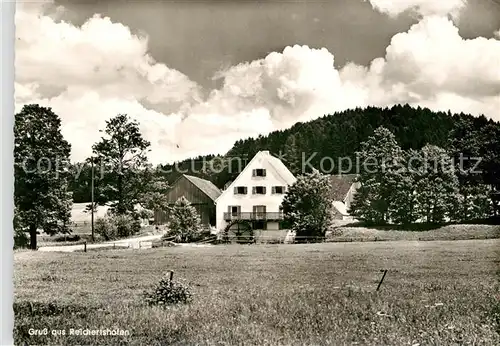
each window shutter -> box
[252,169,256,177]
[244,187,248,194]
[234,187,238,194]
[262,169,266,176]
[252,205,257,213]
[252,187,256,194]
[271,186,276,194]
[263,186,267,194]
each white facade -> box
[215,151,297,239]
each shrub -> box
[52,234,81,242]
[165,197,204,243]
[143,274,193,307]
[14,230,29,249]
[95,217,117,241]
[95,213,141,241]
[114,214,141,238]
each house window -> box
[272,186,285,194]
[252,168,266,177]
[253,205,266,219]
[229,206,241,216]
[252,186,266,194]
[234,186,247,195]
[252,220,267,230]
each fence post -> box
[83,241,87,252]
[377,269,388,291]
[169,270,174,286]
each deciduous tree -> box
[92,114,150,215]
[414,145,460,223]
[281,169,333,242]
[349,127,404,225]
[14,104,72,249]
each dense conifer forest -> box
[70,104,500,216]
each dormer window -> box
[272,186,285,194]
[252,186,266,194]
[234,186,248,195]
[252,169,266,177]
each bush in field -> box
[165,197,204,243]
[143,274,193,306]
[52,234,81,242]
[95,217,116,240]
[114,214,141,238]
[14,229,29,249]
[95,214,141,241]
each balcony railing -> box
[223,212,284,221]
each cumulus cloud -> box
[200,45,347,128]
[340,16,500,115]
[15,2,205,163]
[15,1,500,165]
[366,0,467,18]
[15,4,202,115]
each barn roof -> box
[329,174,358,201]
[183,174,222,202]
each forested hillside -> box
[71,104,500,206]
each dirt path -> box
[37,234,163,252]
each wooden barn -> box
[154,174,222,228]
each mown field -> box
[14,240,500,345]
[328,224,500,242]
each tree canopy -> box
[14,104,73,249]
[91,114,151,215]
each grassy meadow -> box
[328,224,500,242]
[14,240,500,345]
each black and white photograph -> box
[10,0,500,344]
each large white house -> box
[215,150,296,242]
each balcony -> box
[223,212,284,221]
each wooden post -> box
[169,270,174,286]
[84,241,87,252]
[377,269,388,291]
[91,158,95,242]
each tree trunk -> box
[29,224,37,250]
[117,170,124,214]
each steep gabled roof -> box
[183,174,222,202]
[332,201,348,216]
[267,151,297,185]
[215,150,296,203]
[329,174,358,201]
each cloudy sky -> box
[15,0,500,164]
